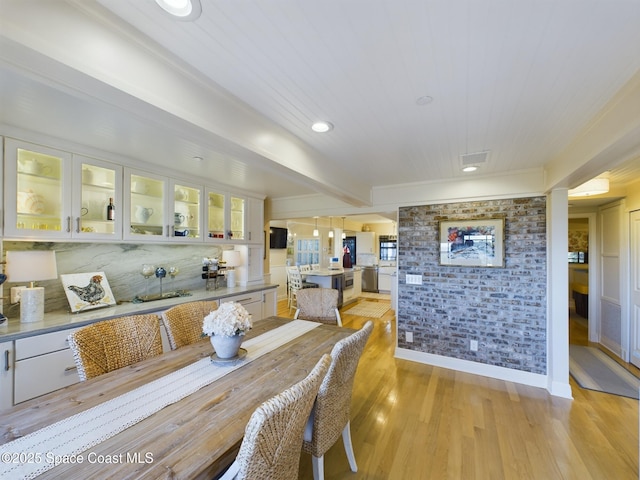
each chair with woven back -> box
[67,313,163,381]
[161,300,218,350]
[302,320,374,480]
[219,354,332,480]
[294,288,342,326]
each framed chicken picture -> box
[61,272,116,313]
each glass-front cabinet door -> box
[73,156,122,239]
[172,181,202,240]
[124,169,167,241]
[206,189,226,240]
[229,195,245,241]
[205,190,246,242]
[4,138,72,239]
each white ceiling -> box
[1,0,640,215]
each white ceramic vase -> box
[210,334,243,359]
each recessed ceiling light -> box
[155,0,202,20]
[311,121,333,133]
[193,156,203,162]
[416,96,434,106]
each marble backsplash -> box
[1,241,231,316]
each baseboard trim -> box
[394,347,569,397]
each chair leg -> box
[342,421,358,472]
[312,455,324,480]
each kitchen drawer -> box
[221,292,263,306]
[15,328,79,360]
[14,348,80,403]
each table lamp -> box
[6,250,58,323]
[222,250,241,288]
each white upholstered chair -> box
[294,288,342,326]
[302,321,374,480]
[219,354,332,480]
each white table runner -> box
[0,320,320,479]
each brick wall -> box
[397,197,547,374]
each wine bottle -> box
[107,197,115,221]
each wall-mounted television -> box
[270,227,288,249]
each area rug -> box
[345,300,391,318]
[569,345,640,399]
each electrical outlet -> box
[470,339,478,352]
[11,286,26,304]
[405,331,413,343]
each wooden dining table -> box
[0,317,353,479]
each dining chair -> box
[161,300,218,350]
[220,354,332,480]
[302,320,374,480]
[287,266,304,311]
[299,264,312,273]
[68,313,163,381]
[294,288,342,326]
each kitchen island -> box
[303,267,360,307]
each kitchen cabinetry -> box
[4,138,72,239]
[4,141,123,240]
[14,328,80,404]
[73,155,122,240]
[207,193,262,244]
[263,289,277,318]
[124,169,204,242]
[246,197,264,244]
[4,136,264,249]
[124,169,167,240]
[246,245,264,285]
[356,232,376,254]
[0,341,14,411]
[171,180,203,240]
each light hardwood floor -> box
[278,298,639,479]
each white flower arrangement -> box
[202,301,253,337]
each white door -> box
[630,210,640,368]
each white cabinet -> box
[262,289,277,318]
[124,169,168,241]
[0,341,14,411]
[14,329,80,404]
[171,180,203,241]
[244,245,264,285]
[205,190,247,242]
[4,140,124,241]
[356,232,376,254]
[73,155,123,240]
[4,138,72,239]
[246,197,264,244]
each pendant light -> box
[313,217,319,237]
[328,217,334,238]
[341,217,346,239]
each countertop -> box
[304,268,349,276]
[0,283,278,342]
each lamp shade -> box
[6,251,58,284]
[222,250,241,268]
